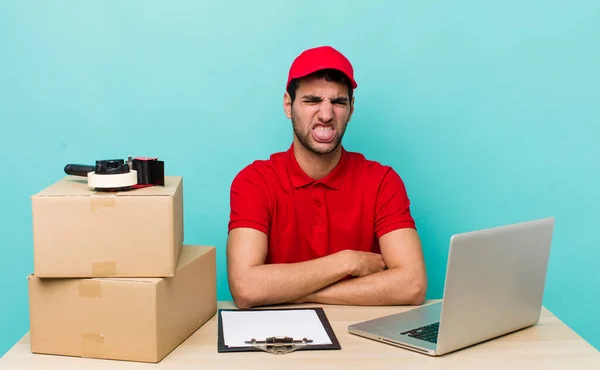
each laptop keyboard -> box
[400,322,439,343]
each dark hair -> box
[286,68,353,103]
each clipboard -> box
[217,307,341,354]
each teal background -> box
[1,0,599,356]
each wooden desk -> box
[1,300,598,369]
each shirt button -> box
[315,199,321,206]
[316,219,321,225]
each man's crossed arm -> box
[226,227,427,308]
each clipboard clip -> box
[244,336,313,355]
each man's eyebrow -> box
[301,94,323,101]
[301,95,349,103]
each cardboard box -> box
[28,245,216,363]
[31,175,184,277]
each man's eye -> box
[332,100,348,106]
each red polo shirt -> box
[228,144,416,264]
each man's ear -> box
[283,92,292,119]
[348,96,355,122]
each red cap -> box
[286,46,357,90]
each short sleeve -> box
[374,168,416,238]
[228,164,272,235]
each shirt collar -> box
[285,143,348,190]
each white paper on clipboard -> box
[220,309,333,347]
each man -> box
[226,45,427,308]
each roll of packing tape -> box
[87,170,138,190]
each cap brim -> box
[288,66,357,89]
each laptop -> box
[348,217,555,356]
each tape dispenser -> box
[64,157,164,192]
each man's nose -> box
[318,100,334,122]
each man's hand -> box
[292,228,427,306]
[345,250,386,277]
[227,227,425,308]
[227,227,368,308]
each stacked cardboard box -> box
[27,175,216,363]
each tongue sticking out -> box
[313,126,335,142]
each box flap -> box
[95,277,162,284]
[32,176,182,197]
[28,275,162,284]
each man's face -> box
[284,75,354,155]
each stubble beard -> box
[291,109,349,157]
